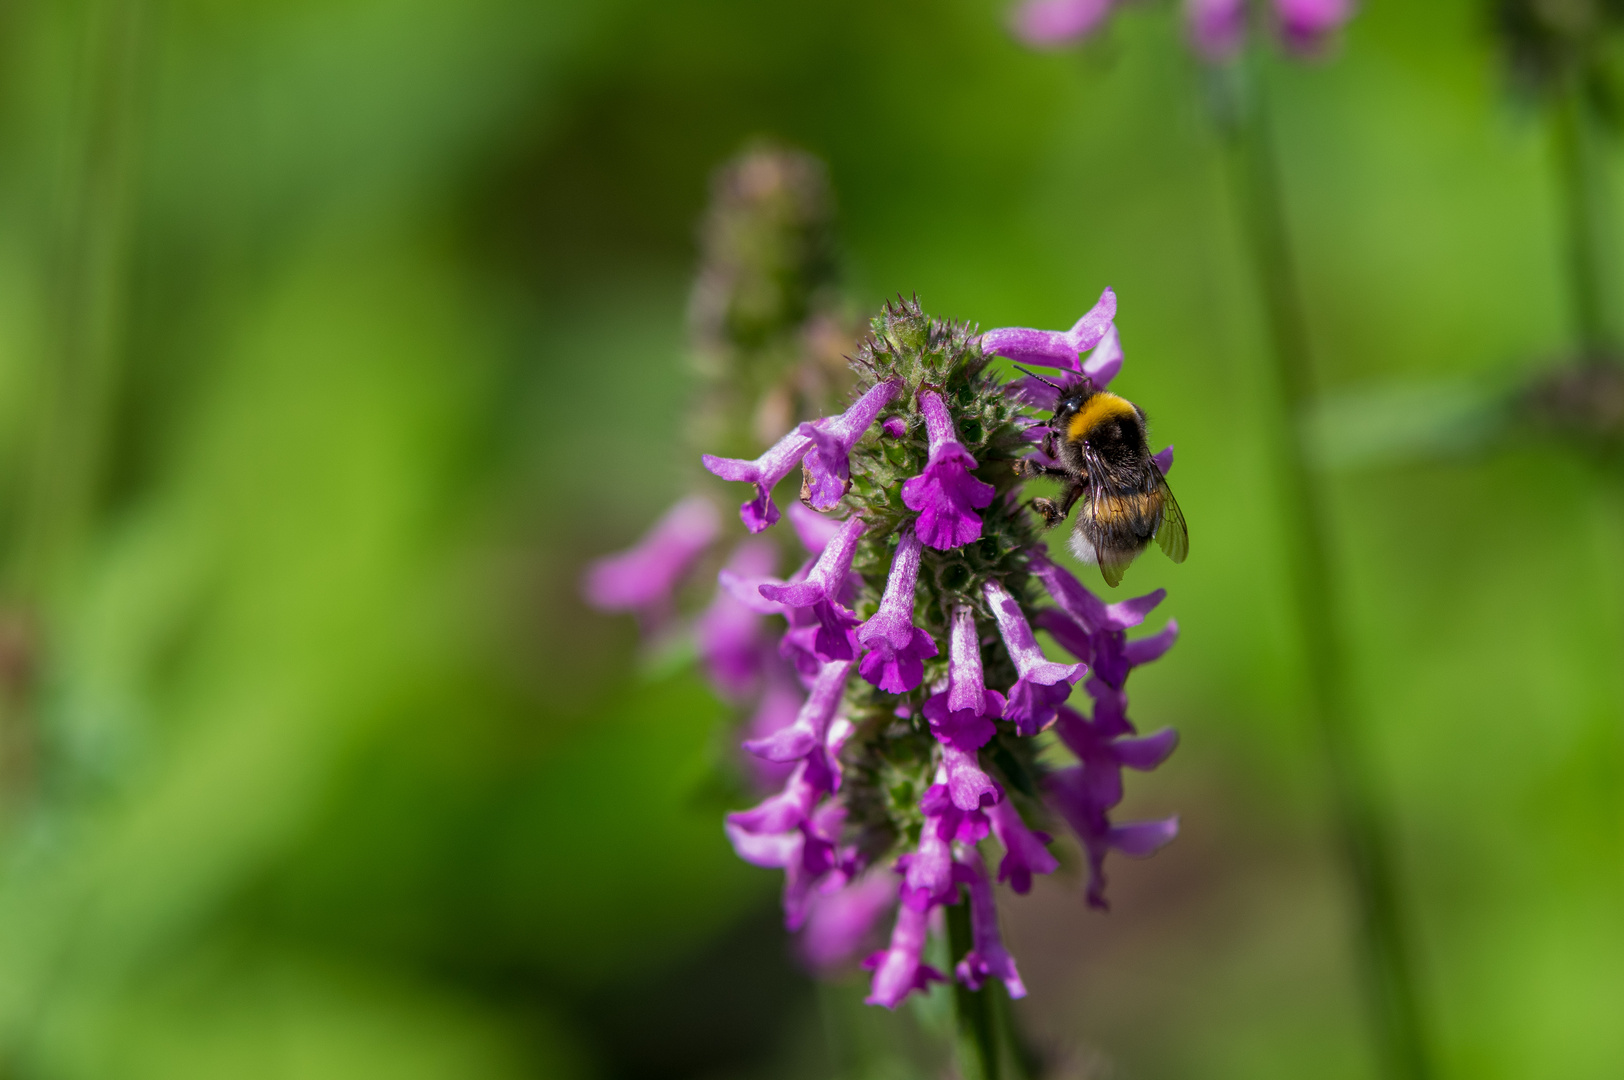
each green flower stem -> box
[946,893,1000,1080]
[1220,58,1432,1080]
[1551,76,1617,360]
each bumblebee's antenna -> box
[1012,365,1066,392]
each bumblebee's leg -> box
[1030,483,1085,529]
[1013,459,1072,481]
[1055,483,1084,518]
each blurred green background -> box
[0,0,1618,1077]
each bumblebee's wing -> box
[1152,462,1189,564]
[1078,446,1140,588]
[1096,545,1132,588]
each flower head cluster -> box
[707,297,1181,1006]
[1012,0,1352,61]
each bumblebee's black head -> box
[1049,378,1095,428]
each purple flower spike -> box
[743,675,804,790]
[1274,0,1352,54]
[726,749,838,840]
[979,288,1117,373]
[744,658,853,762]
[1080,323,1124,389]
[1011,0,1117,48]
[1186,0,1246,60]
[696,540,778,699]
[921,781,992,846]
[857,527,939,693]
[985,580,1084,735]
[952,850,1027,998]
[582,496,719,621]
[988,798,1058,895]
[797,379,904,510]
[923,606,1005,751]
[1031,553,1164,635]
[704,430,814,532]
[761,516,867,661]
[864,901,945,1009]
[942,745,1003,812]
[800,868,899,974]
[1048,703,1178,908]
[902,391,996,550]
[788,502,843,556]
[1153,444,1174,475]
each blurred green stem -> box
[1551,76,1616,360]
[19,0,147,598]
[1220,58,1432,1080]
[946,894,1000,1080]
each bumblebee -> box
[1014,374,1188,587]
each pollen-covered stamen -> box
[902,391,996,550]
[744,657,854,762]
[856,526,939,693]
[952,849,1028,998]
[760,515,866,661]
[984,579,1085,735]
[703,429,815,532]
[980,287,1116,374]
[987,798,1058,895]
[582,495,720,623]
[797,378,904,510]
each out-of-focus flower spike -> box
[857,526,939,693]
[797,379,904,510]
[902,391,996,550]
[1110,816,1180,856]
[1153,444,1174,474]
[582,496,720,621]
[1273,0,1353,55]
[1123,619,1180,666]
[743,674,804,790]
[985,579,1084,735]
[1011,0,1117,48]
[863,901,945,1008]
[744,658,853,762]
[979,288,1117,373]
[696,539,778,699]
[952,850,1028,998]
[1031,553,1162,633]
[787,501,844,555]
[703,430,815,532]
[726,752,834,838]
[800,868,899,974]
[1114,728,1180,771]
[1186,0,1247,60]
[987,799,1058,895]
